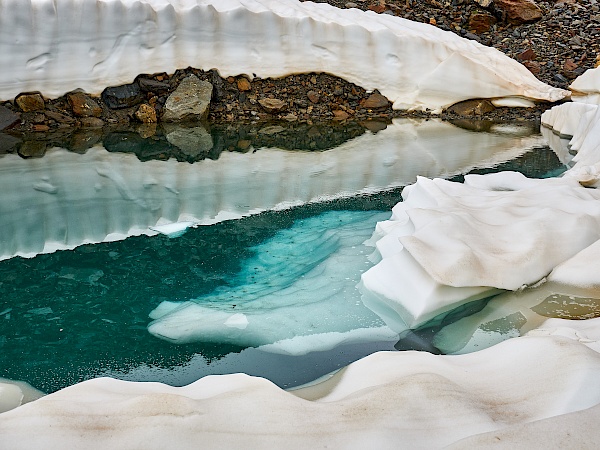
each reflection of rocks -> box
[17,140,46,158]
[163,124,214,158]
[0,105,19,130]
[162,75,212,122]
[0,133,21,154]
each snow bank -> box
[2,323,600,448]
[0,0,567,111]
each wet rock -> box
[137,78,170,93]
[258,98,287,114]
[80,117,104,128]
[44,110,76,125]
[494,0,543,24]
[135,104,157,123]
[101,83,143,109]
[0,105,20,130]
[237,78,251,92]
[15,93,45,112]
[362,93,389,109]
[18,140,47,158]
[162,75,212,122]
[332,110,350,120]
[469,12,496,33]
[446,99,496,115]
[69,129,103,153]
[0,133,21,153]
[67,92,102,118]
[163,123,214,158]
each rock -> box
[563,59,579,79]
[332,110,350,120]
[137,78,170,93]
[237,78,251,91]
[67,92,102,118]
[361,120,388,133]
[474,0,493,7]
[69,129,103,153]
[517,48,537,61]
[136,123,157,139]
[135,104,157,123]
[0,133,21,153]
[18,140,47,158]
[237,139,252,151]
[0,105,20,130]
[15,93,45,112]
[44,110,76,124]
[469,12,496,34]
[307,90,320,103]
[80,117,104,128]
[494,0,543,24]
[258,98,287,114]
[31,124,50,132]
[523,60,541,75]
[362,93,389,109]
[446,99,496,115]
[163,124,214,158]
[162,75,212,122]
[101,83,143,109]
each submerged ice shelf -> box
[0,0,567,111]
[0,119,548,261]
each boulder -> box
[446,99,496,115]
[101,82,143,109]
[362,93,389,109]
[15,93,44,112]
[67,92,102,118]
[258,98,287,114]
[162,75,212,122]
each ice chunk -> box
[0,378,45,413]
[361,172,600,328]
[149,221,194,238]
[148,210,395,346]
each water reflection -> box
[0,119,559,261]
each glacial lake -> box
[0,118,571,393]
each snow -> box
[0,0,567,112]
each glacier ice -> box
[0,0,567,111]
[148,210,395,346]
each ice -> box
[0,378,44,414]
[0,0,566,111]
[361,172,600,328]
[0,119,547,261]
[148,210,395,346]
[149,221,194,238]
[3,324,600,448]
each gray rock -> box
[163,123,214,157]
[101,83,143,109]
[0,105,20,130]
[162,75,212,122]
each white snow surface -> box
[2,325,600,448]
[0,119,545,261]
[0,0,567,111]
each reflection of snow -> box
[148,210,395,347]
[0,119,546,261]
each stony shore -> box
[0,0,598,157]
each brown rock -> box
[68,92,103,118]
[563,58,580,79]
[523,60,541,75]
[469,12,496,34]
[31,124,50,132]
[258,98,287,114]
[237,139,252,152]
[368,5,386,13]
[237,78,251,92]
[307,90,320,103]
[80,117,104,128]
[517,48,537,61]
[446,99,496,115]
[362,93,389,109]
[135,104,157,123]
[332,110,349,120]
[15,93,45,112]
[494,0,543,24]
[44,110,76,124]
